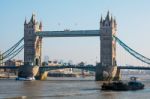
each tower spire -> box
[114,17,117,25]
[114,18,116,24]
[39,21,42,30]
[111,14,113,22]
[106,10,110,21]
[24,17,27,25]
[100,15,103,23]
[30,13,36,24]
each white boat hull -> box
[16,77,35,81]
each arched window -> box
[35,58,39,65]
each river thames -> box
[0,75,150,99]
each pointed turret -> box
[110,15,114,27]
[24,18,27,25]
[30,13,36,24]
[114,18,117,29]
[111,15,113,22]
[114,18,117,25]
[100,15,103,23]
[100,15,104,28]
[39,21,42,30]
[100,11,117,30]
[105,11,110,21]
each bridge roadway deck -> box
[1,66,150,71]
[36,30,100,37]
[39,65,96,72]
[0,66,19,69]
[117,66,150,70]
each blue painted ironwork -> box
[0,66,19,69]
[5,45,24,61]
[118,66,150,70]
[1,65,150,72]
[3,45,24,59]
[36,30,100,37]
[2,37,24,57]
[2,32,150,73]
[39,65,96,73]
[0,37,24,64]
[114,36,150,65]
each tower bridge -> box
[22,11,118,81]
[1,11,150,81]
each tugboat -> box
[101,77,144,91]
[128,77,144,90]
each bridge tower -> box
[96,11,119,81]
[24,14,42,66]
[18,14,42,79]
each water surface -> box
[0,76,150,99]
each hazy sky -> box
[0,0,150,65]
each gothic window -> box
[35,58,39,65]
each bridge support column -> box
[18,64,39,79]
[95,63,120,81]
[20,14,42,80]
[95,63,103,81]
[35,71,48,80]
[113,68,121,80]
[96,12,119,81]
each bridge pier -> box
[35,70,48,80]
[95,63,120,81]
[18,64,39,79]
[113,68,121,80]
[20,14,42,80]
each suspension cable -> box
[114,36,150,65]
[2,37,24,56]
[3,45,24,59]
[2,45,24,64]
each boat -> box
[101,77,144,91]
[128,77,144,90]
[101,81,129,91]
[16,77,35,81]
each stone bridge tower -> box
[24,14,42,66]
[96,12,119,81]
[18,14,42,79]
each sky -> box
[0,0,150,65]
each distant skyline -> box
[0,0,150,65]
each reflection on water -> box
[0,75,150,99]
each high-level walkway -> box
[36,30,99,37]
